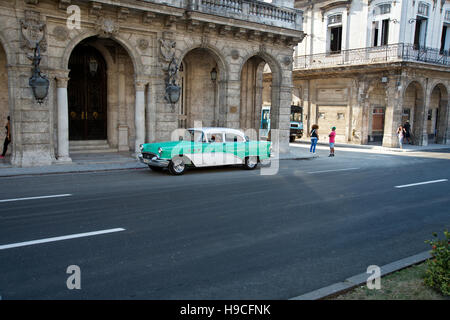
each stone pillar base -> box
[54,156,72,164]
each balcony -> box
[138,0,303,30]
[294,43,450,70]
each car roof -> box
[188,127,245,136]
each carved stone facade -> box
[0,0,304,167]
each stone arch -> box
[178,44,229,82]
[0,30,15,66]
[0,39,11,159]
[403,80,425,145]
[61,30,143,76]
[239,50,283,138]
[66,36,137,152]
[428,83,449,144]
[366,79,388,143]
[179,46,228,128]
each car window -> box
[207,133,223,143]
[225,133,245,142]
[184,130,205,142]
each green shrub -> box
[424,230,449,296]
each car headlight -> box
[158,147,163,154]
[139,144,144,151]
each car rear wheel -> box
[168,157,186,175]
[243,156,258,170]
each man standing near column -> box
[0,116,10,158]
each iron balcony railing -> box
[294,43,450,70]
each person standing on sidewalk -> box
[328,127,336,157]
[310,124,319,153]
[403,121,411,144]
[397,125,405,149]
[0,116,10,158]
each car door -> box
[224,132,246,165]
[195,132,226,167]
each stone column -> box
[445,100,450,144]
[56,77,71,163]
[416,96,428,146]
[135,80,147,153]
[226,80,241,129]
[382,79,403,148]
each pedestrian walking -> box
[397,124,405,149]
[310,124,319,153]
[0,116,10,158]
[328,126,336,157]
[403,121,411,144]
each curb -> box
[292,141,450,153]
[0,164,147,178]
[289,250,432,300]
[0,156,316,177]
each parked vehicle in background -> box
[290,105,303,142]
[260,105,270,139]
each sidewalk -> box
[0,152,148,177]
[0,148,315,177]
[293,139,450,153]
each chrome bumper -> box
[138,153,170,168]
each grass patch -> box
[329,262,449,300]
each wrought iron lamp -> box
[210,67,217,82]
[29,43,49,104]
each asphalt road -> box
[0,147,449,299]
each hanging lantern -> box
[29,43,49,104]
[89,57,98,76]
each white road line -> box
[307,168,360,174]
[394,179,448,189]
[0,194,72,203]
[0,228,126,250]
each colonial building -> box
[265,0,450,147]
[0,0,304,167]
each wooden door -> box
[68,45,107,140]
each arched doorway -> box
[179,48,224,128]
[368,82,387,143]
[241,56,275,140]
[0,44,10,158]
[66,36,136,152]
[429,84,448,144]
[68,45,107,140]
[403,81,425,145]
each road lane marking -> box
[307,168,359,174]
[395,179,448,189]
[0,194,72,203]
[0,228,125,250]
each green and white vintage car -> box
[138,127,271,175]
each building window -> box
[327,14,343,53]
[445,10,450,22]
[418,2,430,17]
[373,3,391,15]
[441,23,450,53]
[372,19,390,46]
[328,14,342,25]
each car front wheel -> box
[168,157,186,175]
[243,156,258,170]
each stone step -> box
[69,140,109,146]
[69,140,119,154]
